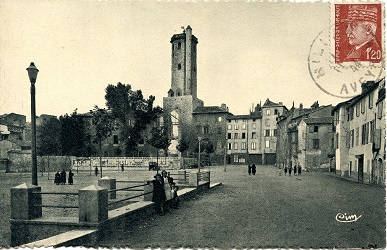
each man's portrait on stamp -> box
[335,4,382,63]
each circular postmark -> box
[308,27,385,99]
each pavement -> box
[96,165,386,249]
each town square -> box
[0,0,385,248]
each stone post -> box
[10,183,42,220]
[78,185,108,223]
[98,176,116,199]
[189,172,199,186]
[178,170,186,182]
[143,180,153,201]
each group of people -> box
[152,170,180,216]
[247,164,257,175]
[284,165,302,176]
[54,169,74,185]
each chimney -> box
[221,103,227,111]
[299,103,303,115]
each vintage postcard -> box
[0,0,385,249]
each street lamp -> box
[26,62,39,186]
[198,136,202,172]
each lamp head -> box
[26,62,39,83]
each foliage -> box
[194,137,215,154]
[59,109,90,157]
[37,117,61,156]
[147,126,171,151]
[104,82,163,156]
[91,105,115,146]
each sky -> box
[0,0,384,121]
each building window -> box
[228,119,231,123]
[234,133,238,139]
[265,129,270,137]
[228,124,232,130]
[314,126,319,132]
[265,119,270,126]
[228,143,232,150]
[178,42,181,49]
[361,99,365,114]
[227,133,232,139]
[241,142,246,150]
[336,133,339,149]
[356,103,360,117]
[266,109,271,115]
[251,132,257,139]
[251,142,256,150]
[234,155,238,162]
[218,116,222,122]
[252,123,256,129]
[234,143,238,150]
[312,139,320,149]
[235,124,239,130]
[273,129,278,136]
[369,92,374,109]
[377,101,383,119]
[274,109,278,115]
[113,135,119,144]
[242,133,246,139]
[348,107,354,121]
[242,123,246,130]
[204,126,209,134]
[178,64,181,70]
[351,129,354,147]
[356,127,359,146]
[265,140,270,148]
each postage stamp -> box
[334,4,382,63]
[309,2,385,99]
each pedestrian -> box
[248,164,251,175]
[95,166,98,176]
[152,173,166,216]
[288,166,292,176]
[68,170,74,185]
[284,166,287,176]
[298,164,302,175]
[54,171,60,185]
[161,170,174,208]
[60,170,67,184]
[251,164,256,175]
[294,165,297,176]
[121,163,124,171]
[170,182,181,209]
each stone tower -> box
[164,26,203,156]
[169,25,198,98]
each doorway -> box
[357,155,364,182]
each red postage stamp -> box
[334,4,382,63]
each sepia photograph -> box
[0,0,385,248]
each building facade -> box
[333,79,385,185]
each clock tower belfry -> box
[169,25,198,98]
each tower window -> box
[178,42,181,50]
[178,64,181,70]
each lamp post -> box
[198,136,202,172]
[26,62,39,186]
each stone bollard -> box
[98,176,116,199]
[78,185,108,223]
[189,172,199,186]
[10,183,42,220]
[178,170,186,182]
[143,180,153,201]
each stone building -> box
[333,79,385,185]
[0,113,26,141]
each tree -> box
[91,105,115,178]
[147,126,171,172]
[37,117,61,178]
[105,82,162,156]
[59,109,89,157]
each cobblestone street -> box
[98,165,385,249]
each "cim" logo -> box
[335,213,362,223]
